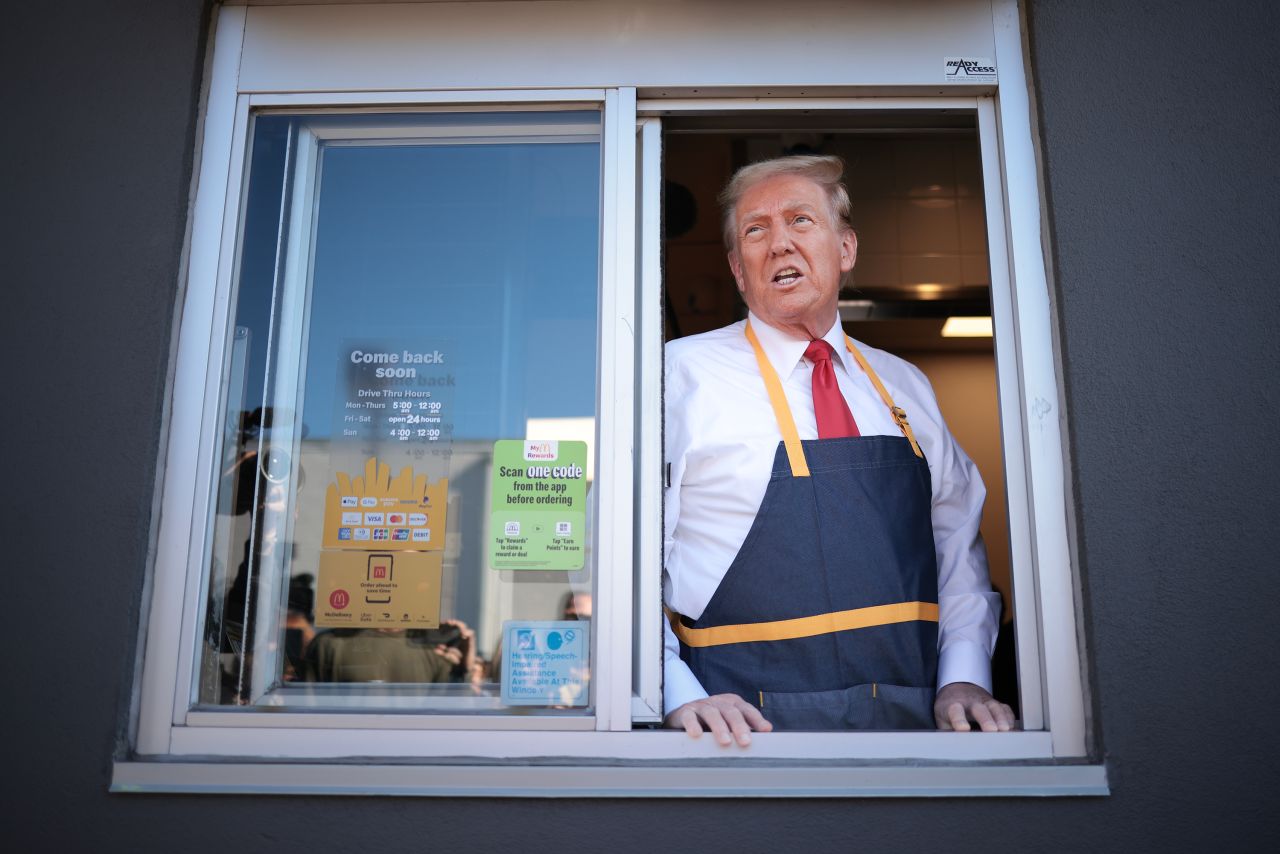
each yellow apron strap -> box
[744,319,810,477]
[843,335,925,459]
[668,601,939,648]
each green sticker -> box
[490,440,588,570]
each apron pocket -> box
[870,683,935,730]
[760,683,934,731]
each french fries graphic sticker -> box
[322,456,447,551]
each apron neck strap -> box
[744,319,924,479]
[745,320,811,477]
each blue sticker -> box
[500,620,588,707]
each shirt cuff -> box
[937,638,993,694]
[662,657,710,718]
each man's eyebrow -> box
[738,200,823,225]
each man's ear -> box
[728,250,746,294]
[840,230,858,273]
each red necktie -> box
[804,339,860,439]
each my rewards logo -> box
[524,440,559,461]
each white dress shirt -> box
[662,312,1002,717]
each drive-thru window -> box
[118,0,1102,796]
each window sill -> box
[158,726,1057,761]
[112,755,1108,798]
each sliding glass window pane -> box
[198,110,601,714]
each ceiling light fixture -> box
[941,316,993,338]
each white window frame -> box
[138,81,640,739]
[118,0,1103,797]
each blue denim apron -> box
[671,321,939,730]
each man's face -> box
[728,173,856,337]
[563,593,592,620]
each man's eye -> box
[794,214,813,224]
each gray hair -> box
[718,155,853,252]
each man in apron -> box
[663,156,1014,744]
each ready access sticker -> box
[500,620,589,707]
[943,56,997,84]
[489,440,587,570]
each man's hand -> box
[934,681,1015,732]
[664,693,774,746]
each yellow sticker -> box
[321,455,448,551]
[315,549,443,629]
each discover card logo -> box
[943,56,996,83]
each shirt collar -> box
[747,310,852,381]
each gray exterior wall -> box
[5,0,1276,850]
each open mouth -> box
[772,267,802,285]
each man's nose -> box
[769,223,795,255]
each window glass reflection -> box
[198,111,601,713]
